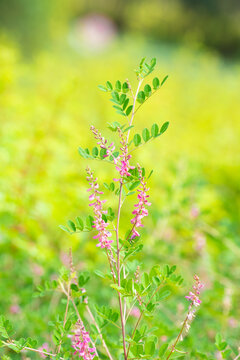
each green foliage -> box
[0,40,240,359]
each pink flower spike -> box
[130,165,151,240]
[86,167,113,250]
[90,125,115,159]
[113,128,134,181]
[185,275,204,308]
[71,321,96,360]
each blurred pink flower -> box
[185,275,204,307]
[70,14,117,51]
[31,263,44,277]
[130,307,141,318]
[194,230,206,252]
[9,304,20,314]
[190,205,200,219]
[38,343,50,359]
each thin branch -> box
[70,295,99,358]
[57,280,71,353]
[24,346,63,358]
[86,305,114,360]
[125,298,137,324]
[116,182,128,360]
[126,282,165,357]
[133,86,161,117]
[166,304,193,360]
[115,79,143,360]
[59,281,99,358]
[2,342,64,359]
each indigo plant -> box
[2,57,235,360]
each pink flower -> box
[114,129,134,181]
[38,343,50,359]
[130,166,151,239]
[71,322,96,360]
[180,275,204,338]
[190,205,200,219]
[185,275,204,307]
[9,304,20,314]
[90,126,115,158]
[86,167,113,249]
[130,307,141,318]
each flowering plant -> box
[1,57,220,360]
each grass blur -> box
[0,6,240,358]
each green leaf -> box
[222,349,232,358]
[218,341,227,351]
[110,284,127,295]
[122,82,129,93]
[109,183,115,192]
[123,125,134,133]
[161,75,169,86]
[67,220,76,232]
[152,77,160,90]
[157,289,171,300]
[100,148,107,159]
[215,333,222,346]
[92,147,98,157]
[150,57,157,69]
[119,94,126,105]
[115,80,121,92]
[147,170,153,179]
[126,105,133,116]
[70,283,79,292]
[64,319,72,331]
[0,316,9,339]
[94,270,106,279]
[144,84,152,97]
[76,217,84,231]
[133,134,141,146]
[98,85,107,92]
[113,105,123,111]
[140,57,146,68]
[106,81,113,90]
[160,121,169,134]
[137,91,145,104]
[142,272,150,288]
[151,123,159,137]
[159,343,168,356]
[59,225,71,234]
[116,110,126,117]
[78,147,89,159]
[145,340,155,356]
[86,215,94,230]
[112,91,120,102]
[142,128,150,142]
[123,98,129,111]
[129,181,140,191]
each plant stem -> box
[70,296,99,358]
[86,305,114,360]
[57,280,71,354]
[1,343,64,359]
[126,283,164,357]
[59,281,99,357]
[166,304,193,360]
[115,78,143,360]
[116,182,128,360]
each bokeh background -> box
[0,0,240,358]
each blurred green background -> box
[0,0,240,358]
